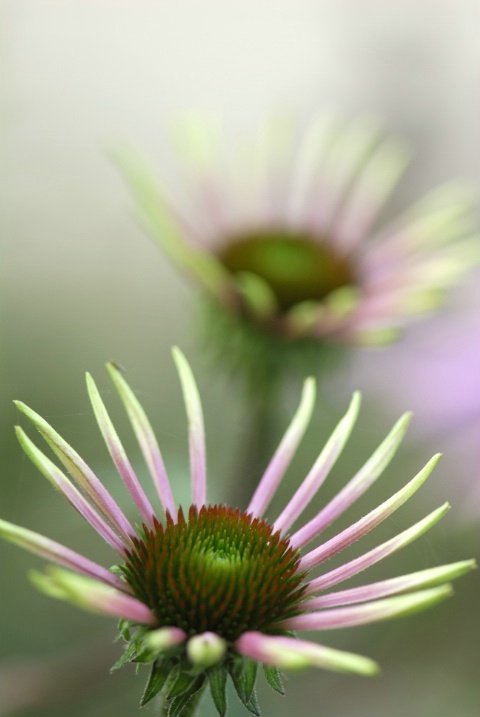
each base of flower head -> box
[196,296,349,390]
[113,621,286,717]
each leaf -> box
[263,664,285,695]
[208,666,227,717]
[140,659,175,707]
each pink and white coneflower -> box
[1,349,474,716]
[117,115,479,362]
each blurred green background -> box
[1,2,479,716]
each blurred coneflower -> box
[116,115,479,382]
[1,349,474,716]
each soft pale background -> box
[1,2,479,716]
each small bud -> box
[142,627,186,656]
[187,632,227,668]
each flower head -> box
[1,349,474,716]
[116,115,479,380]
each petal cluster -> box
[1,349,474,715]
[116,115,479,348]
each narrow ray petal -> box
[299,454,441,573]
[16,427,127,555]
[106,362,176,518]
[0,518,130,591]
[333,139,411,250]
[304,560,475,609]
[247,377,316,517]
[274,392,361,535]
[86,373,156,527]
[279,585,452,631]
[316,119,384,233]
[14,401,134,540]
[235,632,378,676]
[303,503,450,597]
[113,147,234,304]
[290,412,412,549]
[30,567,157,624]
[287,112,340,226]
[172,347,207,508]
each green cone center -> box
[122,505,306,642]
[218,231,356,311]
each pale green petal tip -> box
[29,569,69,601]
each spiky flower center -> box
[122,505,306,642]
[218,231,356,311]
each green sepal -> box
[229,657,261,716]
[208,665,228,717]
[167,664,199,699]
[140,658,176,707]
[243,659,258,702]
[116,618,132,642]
[263,664,285,695]
[245,688,261,717]
[111,640,139,672]
[167,675,206,717]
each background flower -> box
[117,116,479,364]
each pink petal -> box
[299,454,441,573]
[274,393,361,535]
[106,362,177,518]
[303,503,450,597]
[172,348,207,508]
[0,518,130,591]
[247,377,316,518]
[86,373,156,527]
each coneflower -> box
[116,115,479,381]
[1,349,474,716]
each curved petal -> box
[14,401,134,541]
[172,347,207,508]
[247,377,316,518]
[30,567,157,625]
[15,427,128,555]
[0,518,130,591]
[235,632,378,676]
[106,361,176,518]
[279,585,452,631]
[303,560,475,609]
[299,454,441,572]
[290,411,412,549]
[303,503,450,597]
[274,392,361,535]
[86,372,156,527]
